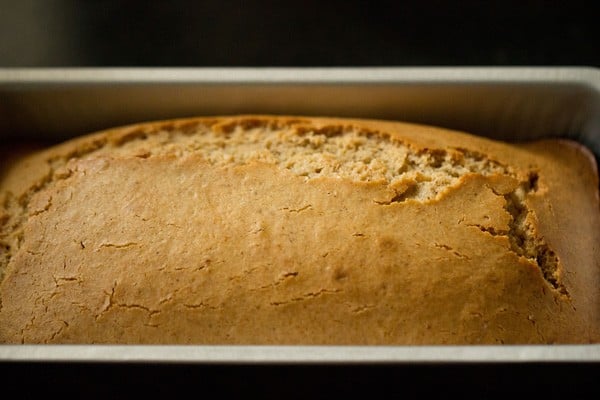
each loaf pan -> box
[0,67,599,364]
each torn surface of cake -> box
[0,115,598,344]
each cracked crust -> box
[0,115,599,344]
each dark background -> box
[1,0,598,67]
[1,0,599,397]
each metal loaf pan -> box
[0,67,599,364]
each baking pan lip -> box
[1,344,600,364]
[0,66,598,86]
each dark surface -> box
[0,0,598,67]
[2,362,600,398]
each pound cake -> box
[0,115,599,344]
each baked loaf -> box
[0,115,599,344]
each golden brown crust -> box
[0,115,599,344]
